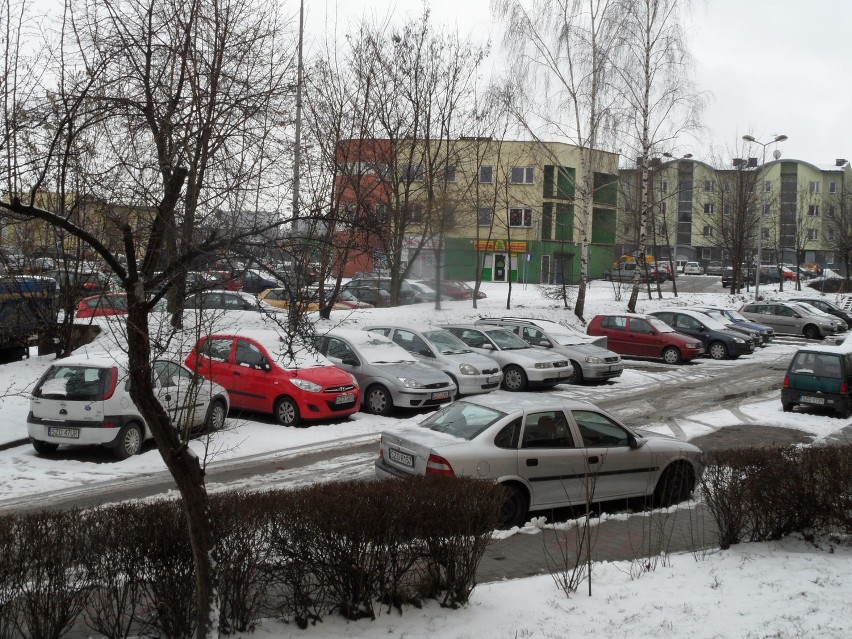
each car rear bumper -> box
[375,456,415,479]
[27,413,136,447]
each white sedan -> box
[683,262,704,275]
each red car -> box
[185,331,360,426]
[76,293,129,318]
[428,280,487,300]
[586,313,705,364]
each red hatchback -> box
[185,331,360,426]
[586,313,705,364]
[76,293,129,318]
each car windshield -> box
[34,365,114,400]
[648,318,675,333]
[541,324,588,345]
[353,334,416,364]
[423,330,471,354]
[696,314,729,330]
[727,309,748,322]
[419,401,506,440]
[484,328,529,350]
[704,309,728,322]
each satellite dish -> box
[772,149,781,160]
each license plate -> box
[388,448,414,468]
[800,395,825,405]
[335,393,354,405]
[431,391,449,400]
[48,427,80,439]
[487,375,501,384]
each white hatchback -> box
[28,355,229,459]
[683,262,704,275]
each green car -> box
[782,343,852,417]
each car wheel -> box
[653,462,695,508]
[502,365,528,392]
[31,439,58,455]
[603,274,612,281]
[565,360,583,384]
[204,399,227,432]
[113,423,143,460]
[365,385,393,416]
[803,324,820,340]
[782,402,794,412]
[499,484,529,529]
[708,341,728,360]
[274,397,301,427]
[662,346,682,365]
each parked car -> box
[28,355,229,459]
[474,317,623,383]
[76,293,166,318]
[780,266,798,282]
[586,313,705,364]
[341,277,417,305]
[697,307,775,345]
[782,343,852,417]
[789,297,852,329]
[375,393,703,528]
[184,290,270,312]
[258,287,373,311]
[683,262,704,276]
[406,280,437,303]
[425,280,487,300]
[788,301,847,334]
[692,308,765,348]
[705,261,724,277]
[739,301,842,339]
[44,269,111,301]
[601,264,655,283]
[313,328,456,415]
[239,269,280,295]
[440,324,574,391]
[364,326,503,395]
[649,309,754,360]
[720,266,741,288]
[340,280,393,307]
[185,331,360,426]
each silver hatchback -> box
[375,393,703,527]
[364,326,503,395]
[313,328,457,415]
[739,301,842,339]
[442,324,574,391]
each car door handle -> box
[526,458,539,467]
[587,456,599,464]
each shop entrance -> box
[493,253,508,282]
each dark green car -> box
[782,344,852,417]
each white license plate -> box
[431,390,449,400]
[389,448,414,468]
[487,375,501,384]
[335,393,354,405]
[48,427,80,439]
[800,395,825,405]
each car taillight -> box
[103,367,119,400]
[378,436,384,460]
[426,453,455,476]
[782,375,789,389]
[841,382,849,395]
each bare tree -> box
[1,0,296,636]
[824,182,852,284]
[493,0,624,321]
[610,0,703,312]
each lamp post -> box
[742,134,788,299]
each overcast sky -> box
[306,0,852,167]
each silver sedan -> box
[364,326,503,395]
[313,328,457,415]
[441,324,574,391]
[375,392,703,527]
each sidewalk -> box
[478,503,716,583]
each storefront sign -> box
[473,239,528,253]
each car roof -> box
[461,391,599,413]
[51,353,127,368]
[593,312,652,319]
[792,341,852,356]
[201,329,330,368]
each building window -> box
[723,204,731,216]
[509,207,533,227]
[703,203,714,215]
[764,180,772,193]
[763,203,771,216]
[761,227,769,240]
[659,180,668,193]
[704,180,715,191]
[808,205,820,217]
[721,249,729,261]
[510,166,535,184]
[477,206,493,226]
[701,248,712,259]
[829,205,836,216]
[403,163,424,181]
[444,165,456,183]
[829,229,836,241]
[807,229,819,241]
[809,181,820,193]
[702,225,713,238]
[724,182,732,192]
[479,165,493,184]
[405,203,424,222]
[830,182,837,194]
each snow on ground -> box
[2,279,852,638]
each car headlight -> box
[734,338,745,344]
[534,362,553,369]
[290,378,323,392]
[397,377,425,388]
[585,356,604,364]
[689,342,702,349]
[458,363,480,375]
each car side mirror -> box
[628,434,644,449]
[419,349,434,358]
[342,355,359,366]
[261,361,272,372]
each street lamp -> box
[742,134,788,299]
